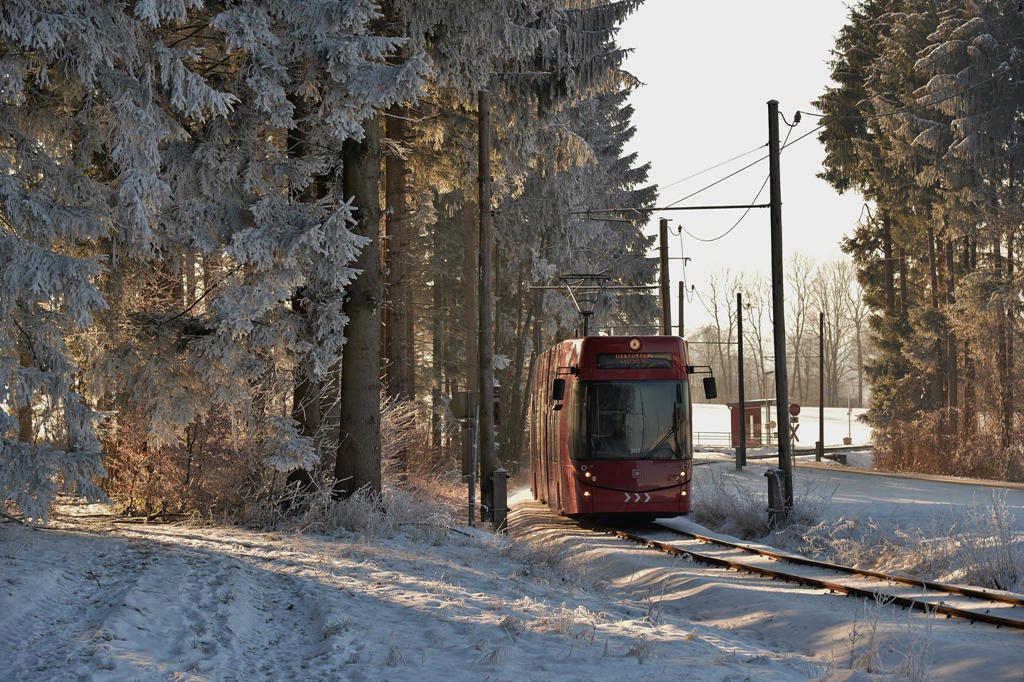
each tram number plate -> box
[624,493,652,502]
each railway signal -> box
[789,403,800,459]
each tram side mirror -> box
[703,377,718,400]
[551,378,566,402]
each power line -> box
[678,175,769,243]
[663,152,770,208]
[675,124,793,243]
[662,104,807,209]
[584,8,1023,222]
[657,144,767,193]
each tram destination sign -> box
[596,352,675,370]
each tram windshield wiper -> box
[641,423,677,459]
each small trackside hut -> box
[529,335,716,518]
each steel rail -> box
[660,526,1024,608]
[583,521,1024,631]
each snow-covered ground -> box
[5,409,1024,681]
[2,499,853,682]
[5,464,1024,682]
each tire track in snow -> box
[0,525,149,680]
[54,524,364,680]
[2,522,369,681]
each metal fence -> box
[693,431,778,447]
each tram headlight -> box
[681,490,687,496]
[583,491,591,497]
[584,471,591,478]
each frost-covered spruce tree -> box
[375,1,654,466]
[1,0,426,518]
[370,0,555,402]
[815,1,938,438]
[492,84,658,462]
[488,1,655,462]
[0,2,176,520]
[819,1,1024,475]
[913,1,1024,450]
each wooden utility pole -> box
[659,218,672,335]
[737,292,746,470]
[478,90,496,525]
[768,100,793,511]
[678,281,685,337]
[462,202,478,524]
[534,288,542,358]
[818,311,824,462]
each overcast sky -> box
[616,1,866,332]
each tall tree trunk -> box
[883,210,895,313]
[407,273,416,400]
[463,200,479,396]
[945,239,958,420]
[288,91,322,459]
[382,107,411,483]
[898,245,909,319]
[1005,231,1015,446]
[462,199,479,505]
[503,263,534,472]
[927,224,944,406]
[384,107,410,400]
[431,233,443,455]
[334,117,383,496]
[961,236,975,435]
[995,236,1012,450]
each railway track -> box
[585,520,1024,631]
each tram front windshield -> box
[570,380,690,461]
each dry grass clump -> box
[239,480,455,544]
[235,394,464,543]
[949,493,1024,591]
[796,516,957,576]
[790,492,1024,591]
[691,466,833,542]
[101,388,469,532]
[102,406,254,519]
[494,534,592,588]
[690,466,770,539]
[838,593,935,681]
[692,465,1024,592]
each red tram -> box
[529,335,715,518]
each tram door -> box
[548,406,560,510]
